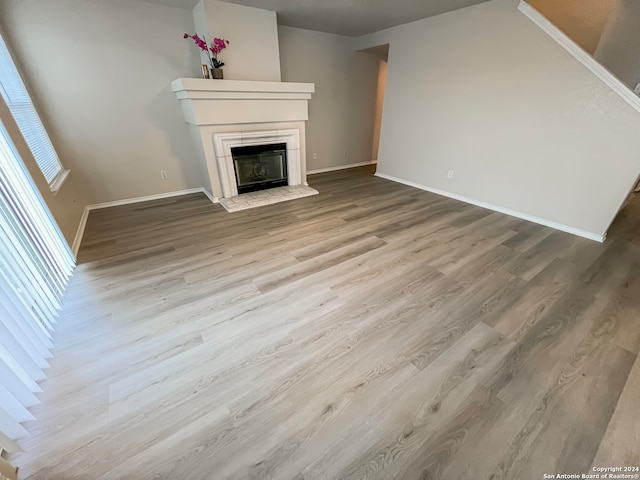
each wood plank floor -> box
[11,166,640,479]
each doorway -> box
[359,44,389,174]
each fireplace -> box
[211,129,304,199]
[171,79,315,205]
[232,143,288,194]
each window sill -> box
[49,169,70,195]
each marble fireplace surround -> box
[213,129,301,198]
[171,78,315,203]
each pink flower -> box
[184,33,229,69]
[210,37,228,55]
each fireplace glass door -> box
[232,143,288,194]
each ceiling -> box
[143,0,490,37]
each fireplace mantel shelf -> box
[171,78,315,101]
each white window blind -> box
[0,115,75,442]
[0,33,66,189]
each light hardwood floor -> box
[11,166,640,479]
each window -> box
[0,33,68,192]
[0,114,74,441]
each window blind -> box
[0,33,65,187]
[0,115,74,442]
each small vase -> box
[211,68,224,80]
[201,64,210,79]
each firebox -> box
[231,143,288,194]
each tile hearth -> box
[218,185,319,212]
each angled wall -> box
[192,0,281,82]
[594,0,640,90]
[0,94,91,246]
[354,0,640,240]
[528,0,616,54]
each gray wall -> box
[279,26,381,171]
[0,0,206,206]
[354,0,640,238]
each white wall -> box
[594,0,640,90]
[193,0,281,82]
[354,0,640,238]
[278,26,381,172]
[0,0,208,205]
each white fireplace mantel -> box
[171,78,315,126]
[172,78,314,99]
[171,78,315,201]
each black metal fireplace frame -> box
[231,143,288,195]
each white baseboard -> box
[71,188,219,256]
[200,188,217,204]
[375,172,606,243]
[308,160,377,175]
[71,206,91,258]
[87,188,217,210]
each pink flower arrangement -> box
[184,33,229,69]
